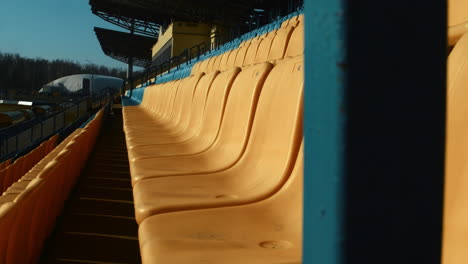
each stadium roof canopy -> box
[94,27,156,67]
[89,0,276,30]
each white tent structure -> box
[39,74,123,97]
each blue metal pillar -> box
[303,0,447,263]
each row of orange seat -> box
[0,134,59,193]
[0,110,103,264]
[123,14,304,263]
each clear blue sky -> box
[0,0,135,70]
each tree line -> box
[0,51,127,98]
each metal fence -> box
[0,99,91,159]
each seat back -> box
[234,44,250,67]
[198,57,213,73]
[6,178,43,264]
[243,40,262,66]
[269,26,295,61]
[164,75,204,130]
[226,48,239,69]
[209,62,273,160]
[229,56,303,194]
[443,32,468,264]
[254,37,274,64]
[191,67,242,148]
[0,203,15,264]
[284,23,304,58]
[158,80,181,120]
[218,50,232,71]
[181,71,221,137]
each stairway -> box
[40,106,141,264]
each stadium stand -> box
[122,11,304,263]
[0,110,104,264]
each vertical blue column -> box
[303,0,446,263]
[304,0,347,263]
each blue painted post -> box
[304,0,446,263]
[304,0,346,263]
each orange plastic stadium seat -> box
[138,143,303,264]
[0,169,5,193]
[198,57,213,73]
[4,178,32,194]
[0,158,12,171]
[226,48,239,69]
[448,0,468,46]
[123,79,191,131]
[243,39,262,66]
[268,26,295,61]
[45,134,59,154]
[32,142,47,164]
[443,32,468,264]
[191,61,201,75]
[297,14,304,24]
[3,158,24,191]
[284,23,304,58]
[234,44,250,67]
[123,78,201,133]
[206,55,221,73]
[128,62,275,185]
[132,57,303,223]
[0,202,16,264]
[281,18,291,28]
[21,152,35,176]
[5,178,44,264]
[26,129,82,173]
[124,80,181,123]
[218,50,233,71]
[265,29,278,38]
[0,158,10,170]
[213,54,226,71]
[125,72,219,147]
[254,37,274,63]
[127,67,241,162]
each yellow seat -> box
[138,143,303,264]
[129,62,274,185]
[443,32,468,264]
[26,128,82,173]
[234,44,250,67]
[265,29,278,38]
[268,26,295,61]
[123,80,181,125]
[243,40,262,66]
[2,157,24,192]
[213,55,224,70]
[448,0,468,46]
[297,14,304,25]
[218,50,233,71]
[0,203,16,264]
[191,61,201,75]
[45,134,59,154]
[284,23,304,58]
[4,178,44,264]
[254,37,274,63]
[207,55,223,73]
[199,57,214,73]
[125,72,219,147]
[0,169,6,193]
[123,80,190,134]
[128,67,241,162]
[226,48,239,69]
[132,57,303,223]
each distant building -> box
[39,74,123,97]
